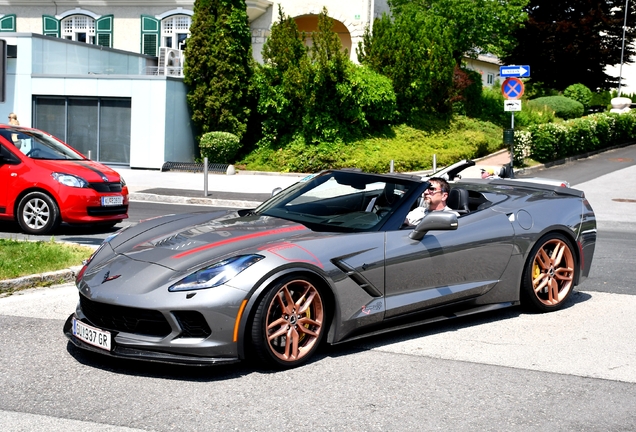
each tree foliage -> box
[388,0,529,63]
[183,0,253,139]
[502,0,636,91]
[255,7,396,147]
[357,5,455,123]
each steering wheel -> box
[26,149,40,158]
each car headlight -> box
[169,255,264,292]
[52,172,88,188]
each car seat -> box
[447,188,470,214]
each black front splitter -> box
[63,315,240,366]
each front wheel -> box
[17,192,61,235]
[521,233,576,312]
[251,276,327,369]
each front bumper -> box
[63,315,240,366]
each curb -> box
[129,192,261,208]
[0,265,82,294]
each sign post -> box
[500,68,528,176]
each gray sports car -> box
[64,169,596,369]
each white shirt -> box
[406,205,456,226]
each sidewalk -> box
[118,168,307,208]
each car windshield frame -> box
[254,170,422,232]
[0,127,84,161]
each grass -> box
[0,238,94,280]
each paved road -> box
[1,147,636,431]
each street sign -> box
[504,100,522,112]
[502,77,524,100]
[500,65,530,78]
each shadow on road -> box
[63,291,592,381]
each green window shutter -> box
[140,15,159,56]
[42,15,60,37]
[0,14,16,32]
[95,14,113,47]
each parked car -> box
[0,124,128,234]
[64,168,596,370]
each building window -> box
[61,15,96,44]
[487,73,494,85]
[33,96,131,165]
[162,15,191,49]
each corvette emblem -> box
[102,271,121,284]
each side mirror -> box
[409,211,458,241]
[271,187,282,197]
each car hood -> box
[33,159,122,183]
[108,211,312,273]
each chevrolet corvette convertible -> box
[64,169,596,369]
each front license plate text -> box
[72,317,111,351]
[101,196,123,206]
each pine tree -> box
[183,0,253,139]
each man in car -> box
[406,177,456,226]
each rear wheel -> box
[17,192,61,235]
[252,276,327,369]
[521,233,576,312]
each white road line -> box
[2,284,634,383]
[0,410,148,432]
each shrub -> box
[527,123,569,162]
[450,66,483,117]
[563,83,593,111]
[199,131,241,164]
[476,86,509,127]
[529,96,584,119]
[590,90,611,112]
[519,111,636,164]
[514,99,556,126]
[344,65,397,127]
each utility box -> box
[503,128,514,145]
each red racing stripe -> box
[172,225,307,259]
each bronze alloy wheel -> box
[522,233,576,312]
[252,276,326,368]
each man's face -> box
[423,181,447,210]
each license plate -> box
[101,196,123,206]
[72,317,111,351]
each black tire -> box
[17,192,61,235]
[251,275,327,369]
[521,233,576,313]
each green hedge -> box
[514,111,636,163]
[199,131,241,164]
[529,96,584,120]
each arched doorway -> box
[293,14,352,55]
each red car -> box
[0,124,128,234]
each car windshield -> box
[254,171,420,232]
[0,128,83,160]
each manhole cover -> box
[612,198,636,203]
[608,157,634,162]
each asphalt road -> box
[1,146,635,431]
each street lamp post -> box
[618,0,630,97]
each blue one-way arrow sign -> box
[500,65,530,78]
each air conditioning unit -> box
[158,47,183,76]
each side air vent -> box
[331,259,382,298]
